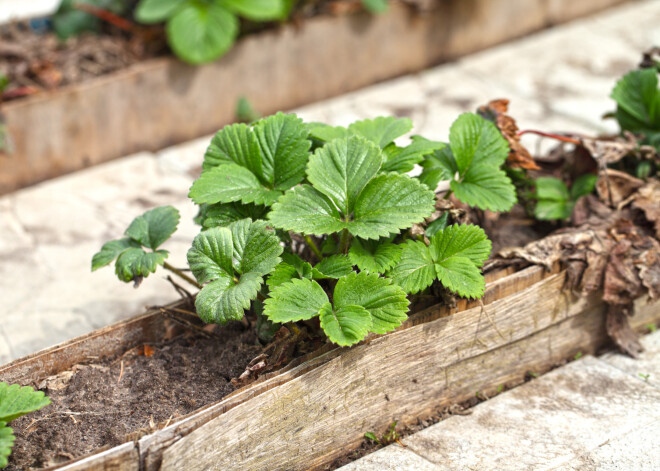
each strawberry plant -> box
[417,113,517,212]
[94,112,506,346]
[532,175,597,220]
[0,383,50,468]
[135,0,291,64]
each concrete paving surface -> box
[339,332,660,471]
[1,0,657,363]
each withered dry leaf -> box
[496,231,595,271]
[580,133,639,165]
[477,99,540,170]
[632,179,660,239]
[596,169,644,207]
[606,305,643,358]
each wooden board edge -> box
[42,442,139,471]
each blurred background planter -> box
[0,0,629,194]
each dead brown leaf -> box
[596,169,644,207]
[477,99,540,170]
[606,305,643,358]
[632,179,660,239]
[580,134,638,166]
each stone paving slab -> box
[0,0,656,363]
[338,445,438,471]
[601,329,660,390]
[339,355,660,470]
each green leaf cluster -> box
[533,175,597,220]
[264,272,408,345]
[91,206,180,283]
[611,68,660,149]
[389,224,491,299]
[135,0,291,64]
[95,113,495,347]
[418,112,517,212]
[187,219,282,323]
[0,383,50,468]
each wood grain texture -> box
[0,0,627,193]
[42,443,138,471]
[0,301,187,385]
[159,273,659,470]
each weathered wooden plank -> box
[0,0,628,193]
[0,300,188,385]
[42,443,138,471]
[160,272,659,471]
[138,265,552,471]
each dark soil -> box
[5,321,261,470]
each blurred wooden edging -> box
[0,0,629,194]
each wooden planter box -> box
[1,264,657,471]
[0,0,628,194]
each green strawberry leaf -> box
[221,0,288,20]
[307,135,383,215]
[253,112,311,190]
[203,122,262,173]
[449,112,509,172]
[347,116,413,148]
[167,2,238,65]
[187,226,235,283]
[570,174,598,200]
[434,256,486,299]
[0,423,14,469]
[0,383,50,423]
[198,202,268,229]
[195,272,263,323]
[263,278,329,323]
[429,224,491,268]
[229,219,283,275]
[319,304,372,346]
[189,163,282,206]
[308,124,351,143]
[135,0,185,23]
[381,136,445,174]
[534,200,573,220]
[268,185,345,236]
[534,177,570,201]
[388,240,436,294]
[334,271,409,334]
[91,237,141,271]
[115,248,168,282]
[419,146,456,190]
[425,212,449,239]
[361,0,388,13]
[266,263,300,290]
[187,221,282,323]
[125,206,180,250]
[349,238,402,273]
[390,224,490,298]
[450,166,516,212]
[311,254,353,279]
[349,173,436,239]
[611,68,660,133]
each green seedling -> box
[0,383,50,468]
[533,174,598,220]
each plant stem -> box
[72,2,140,33]
[516,129,581,145]
[304,235,324,261]
[339,228,351,254]
[163,262,202,290]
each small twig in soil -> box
[156,307,218,339]
[165,275,195,305]
[118,360,125,384]
[163,262,202,290]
